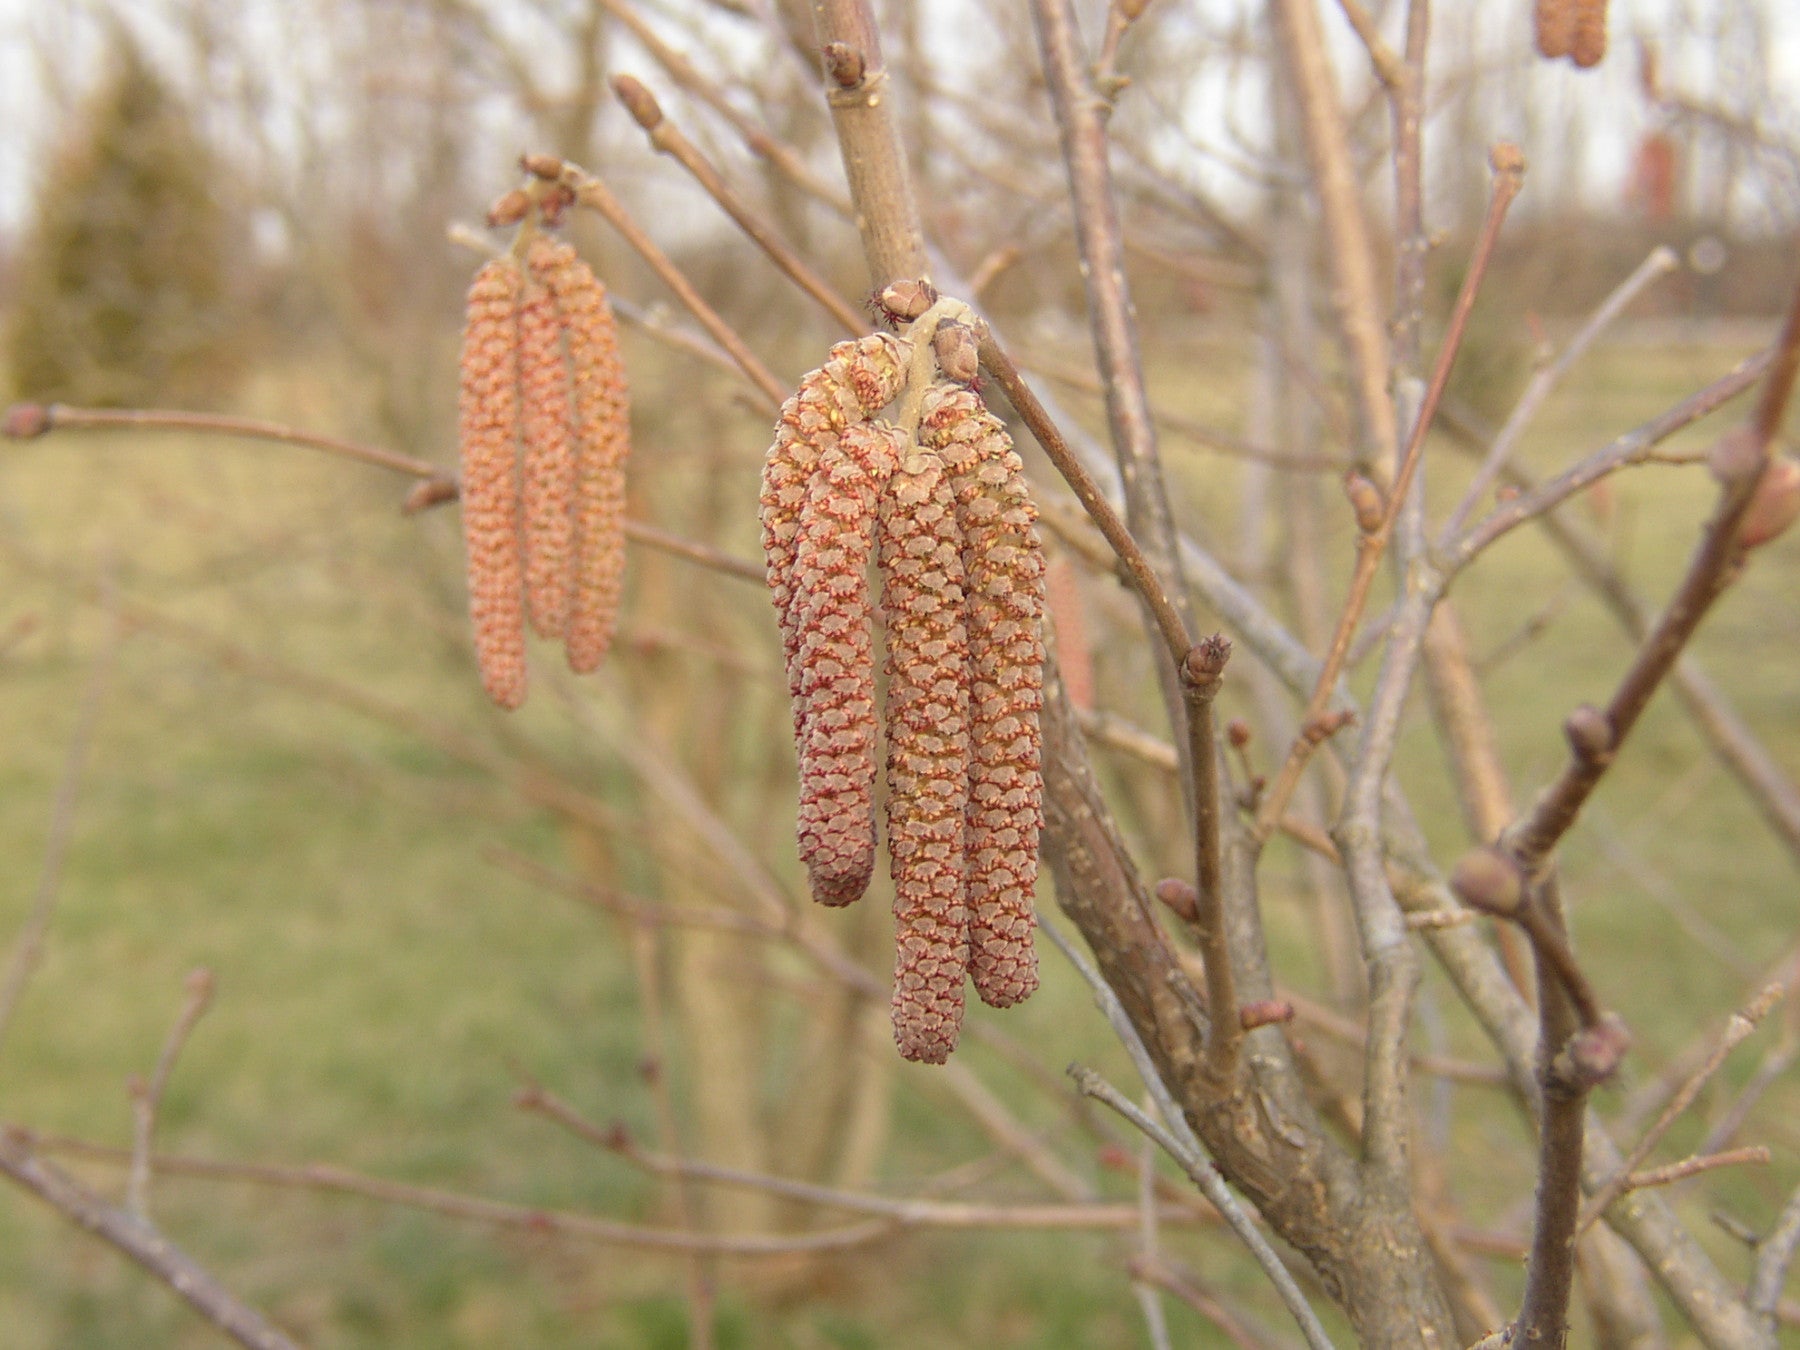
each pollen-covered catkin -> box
[922,384,1045,1009]
[519,240,579,640]
[879,443,973,1063]
[790,420,901,906]
[542,244,632,674]
[459,259,529,709]
[761,334,911,719]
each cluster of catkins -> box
[458,234,630,707]
[1534,0,1607,67]
[760,295,1047,1064]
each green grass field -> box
[1,329,1796,1348]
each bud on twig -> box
[1154,877,1200,924]
[611,74,663,131]
[822,41,865,88]
[1548,1011,1630,1093]
[1344,471,1385,533]
[1740,458,1800,549]
[520,153,566,181]
[875,278,937,325]
[1563,703,1615,764]
[1226,719,1251,749]
[932,320,980,385]
[486,189,532,228]
[3,403,51,439]
[1449,846,1527,919]
[1707,424,1762,487]
[1238,999,1295,1031]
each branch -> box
[0,1128,299,1350]
[128,969,216,1219]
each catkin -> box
[922,384,1045,1010]
[542,244,632,674]
[1569,0,1607,68]
[761,334,911,718]
[1534,0,1574,60]
[518,241,579,640]
[790,420,901,906]
[459,259,529,710]
[879,442,973,1063]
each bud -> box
[1183,632,1232,683]
[876,278,937,324]
[1569,0,1608,68]
[520,153,566,181]
[1741,458,1800,549]
[1449,846,1526,918]
[402,476,460,515]
[1563,703,1615,763]
[1238,998,1295,1031]
[822,41,864,88]
[1154,877,1199,924]
[1549,1012,1630,1093]
[933,320,980,384]
[1226,718,1251,749]
[1344,471,1385,533]
[612,74,663,130]
[1707,424,1761,487]
[486,189,532,228]
[3,403,51,439]
[1489,141,1527,178]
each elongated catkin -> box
[459,259,529,710]
[879,442,973,1063]
[518,243,579,640]
[921,384,1045,1010]
[790,420,901,906]
[541,243,632,674]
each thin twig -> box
[1040,919,1335,1350]
[1750,1185,1800,1330]
[563,165,788,407]
[611,74,867,335]
[1621,1147,1770,1193]
[1440,246,1681,542]
[0,1129,299,1350]
[1577,978,1788,1236]
[1255,147,1523,842]
[0,567,119,1056]
[128,969,216,1220]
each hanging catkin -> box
[879,440,973,1063]
[790,419,901,906]
[458,259,529,710]
[921,383,1045,1010]
[760,334,910,907]
[541,242,632,674]
[518,241,579,640]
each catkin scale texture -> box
[922,385,1045,1009]
[880,447,973,1063]
[518,242,579,640]
[458,260,529,710]
[790,421,900,906]
[542,243,632,674]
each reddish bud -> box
[1449,846,1526,919]
[1154,877,1199,924]
[3,403,51,439]
[1238,999,1295,1031]
[1549,1012,1630,1092]
[1741,458,1800,549]
[1182,632,1232,682]
[486,188,531,228]
[1489,141,1527,178]
[822,41,864,88]
[520,153,566,181]
[1226,718,1251,749]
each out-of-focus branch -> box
[0,1128,299,1350]
[128,969,216,1220]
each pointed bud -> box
[1450,846,1526,919]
